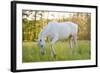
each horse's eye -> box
[40,39,42,42]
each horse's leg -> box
[50,45,56,58]
[69,35,75,55]
[73,34,78,54]
[73,35,77,47]
[71,34,77,55]
[69,36,73,49]
[50,37,58,58]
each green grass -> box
[22,40,91,63]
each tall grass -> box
[22,40,91,63]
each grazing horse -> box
[38,22,78,57]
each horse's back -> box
[47,22,78,33]
[46,22,78,39]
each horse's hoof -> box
[41,52,45,55]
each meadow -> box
[22,40,91,63]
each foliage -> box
[22,10,91,41]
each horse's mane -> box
[38,25,48,40]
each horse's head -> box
[37,38,45,55]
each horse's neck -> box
[39,27,48,39]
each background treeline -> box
[22,10,91,41]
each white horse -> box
[38,22,78,57]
